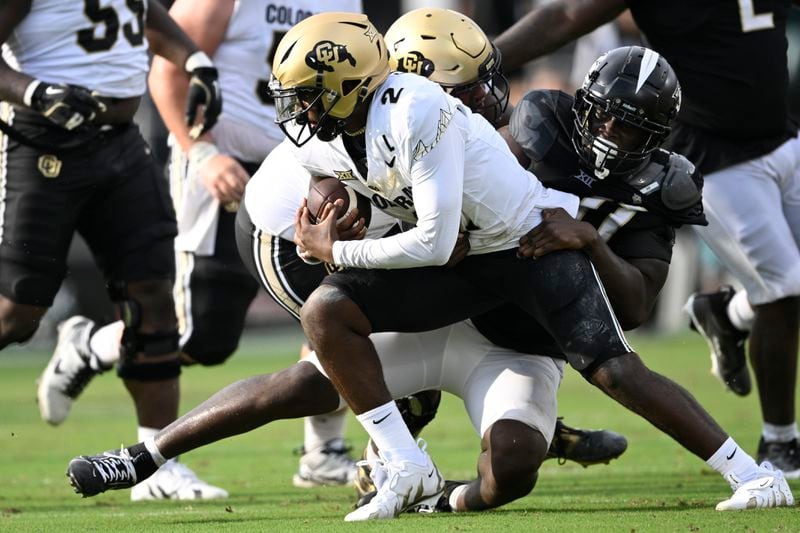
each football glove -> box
[29,82,104,130]
[185,51,222,139]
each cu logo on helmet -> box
[305,41,357,72]
[397,51,434,78]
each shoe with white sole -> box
[130,459,228,501]
[716,461,794,511]
[345,440,443,521]
[38,316,110,425]
[292,438,357,488]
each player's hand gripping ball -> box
[307,177,372,226]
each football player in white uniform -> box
[147,0,363,490]
[280,13,791,518]
[1,0,225,499]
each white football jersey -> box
[212,0,362,161]
[3,0,149,97]
[292,72,578,269]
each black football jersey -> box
[470,89,706,359]
[626,0,795,173]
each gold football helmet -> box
[270,12,390,146]
[384,8,509,125]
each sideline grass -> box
[1,326,797,531]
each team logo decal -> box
[334,169,356,181]
[305,41,356,72]
[396,51,435,78]
[37,154,62,178]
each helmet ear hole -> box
[342,79,360,96]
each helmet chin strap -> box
[591,138,618,180]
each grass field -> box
[0,326,797,532]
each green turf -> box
[0,326,797,531]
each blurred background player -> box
[1,0,225,499]
[147,0,363,489]
[494,0,800,480]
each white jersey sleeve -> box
[245,141,311,241]
[332,74,465,268]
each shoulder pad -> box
[509,90,564,163]
[660,153,701,211]
[627,151,701,210]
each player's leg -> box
[76,124,225,500]
[693,139,800,476]
[447,349,563,512]
[66,360,342,497]
[174,211,259,367]
[294,337,354,488]
[234,206,356,487]
[463,248,793,509]
[0,105,107,420]
[303,268,501,520]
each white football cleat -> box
[292,438,357,488]
[716,462,794,511]
[130,459,228,501]
[345,441,444,521]
[37,316,109,425]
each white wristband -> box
[188,141,220,169]
[23,79,42,107]
[184,50,213,72]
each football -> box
[307,176,372,226]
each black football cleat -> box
[757,438,800,480]
[684,286,751,396]
[546,418,628,467]
[67,448,138,497]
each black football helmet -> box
[572,46,681,178]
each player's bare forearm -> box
[586,239,668,329]
[144,0,198,68]
[494,0,626,71]
[149,58,195,150]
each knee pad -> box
[181,334,238,366]
[396,390,441,437]
[110,289,181,381]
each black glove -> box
[186,66,222,139]
[30,82,103,130]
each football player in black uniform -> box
[282,14,790,516]
[495,0,800,481]
[0,0,225,499]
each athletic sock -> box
[706,436,761,484]
[355,401,426,465]
[126,442,161,481]
[726,290,754,332]
[304,408,347,453]
[448,484,468,512]
[89,320,124,369]
[137,425,170,462]
[762,422,799,443]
